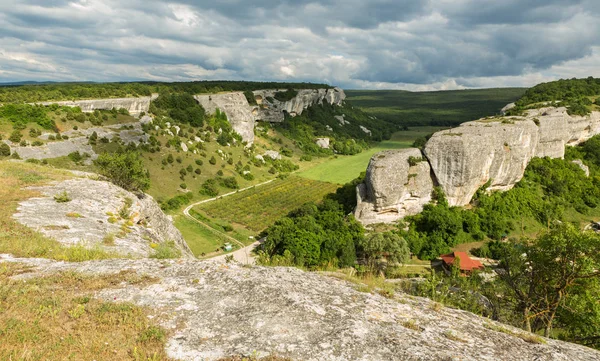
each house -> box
[440,251,484,273]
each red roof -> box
[440,251,484,271]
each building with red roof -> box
[440,251,484,273]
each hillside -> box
[346,88,526,126]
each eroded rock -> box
[13,177,193,258]
[355,149,433,225]
[36,94,158,116]
[3,257,598,361]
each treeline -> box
[509,77,600,116]
[0,81,332,103]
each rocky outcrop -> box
[253,87,346,123]
[355,149,433,225]
[36,94,158,116]
[14,177,193,258]
[355,108,600,224]
[194,92,258,144]
[425,119,539,206]
[572,159,590,177]
[315,137,330,149]
[3,256,598,361]
[194,88,346,145]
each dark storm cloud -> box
[0,0,598,88]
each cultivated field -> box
[193,176,340,232]
[346,88,526,127]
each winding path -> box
[182,179,275,264]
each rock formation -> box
[355,149,433,225]
[36,94,158,116]
[194,88,346,145]
[3,256,598,361]
[355,107,600,224]
[315,137,330,149]
[14,176,193,258]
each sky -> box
[0,0,599,90]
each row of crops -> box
[195,176,340,232]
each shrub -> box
[54,191,71,203]
[0,143,11,157]
[94,151,150,192]
[195,159,203,166]
[199,179,219,197]
[209,156,217,165]
[217,170,224,176]
[9,130,22,143]
[180,183,187,189]
[221,176,239,189]
[150,241,181,259]
[194,168,201,175]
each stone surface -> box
[3,257,599,361]
[357,108,600,219]
[316,137,330,149]
[425,120,539,206]
[572,159,590,177]
[355,149,433,225]
[194,92,258,144]
[13,177,193,258]
[263,150,281,160]
[36,94,158,116]
[500,102,516,115]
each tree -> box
[358,232,410,271]
[0,143,10,157]
[94,151,150,192]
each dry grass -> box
[443,330,467,342]
[0,263,171,360]
[323,270,397,298]
[483,322,546,344]
[401,319,423,332]
[0,161,116,261]
[217,356,293,361]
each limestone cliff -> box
[14,176,193,258]
[355,149,433,225]
[194,88,346,144]
[355,108,600,224]
[37,94,158,116]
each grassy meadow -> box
[298,127,445,184]
[346,88,526,127]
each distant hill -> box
[345,88,526,127]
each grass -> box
[195,176,340,232]
[173,214,234,256]
[0,160,116,261]
[483,322,546,344]
[345,88,526,127]
[149,241,181,259]
[0,263,172,360]
[297,127,444,184]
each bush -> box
[150,241,181,259]
[199,179,219,197]
[9,130,22,143]
[195,159,203,166]
[94,151,150,192]
[220,176,239,189]
[0,143,11,157]
[209,156,217,165]
[217,170,224,176]
[180,183,187,189]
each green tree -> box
[358,232,410,271]
[94,151,150,192]
[0,143,10,157]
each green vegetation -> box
[0,264,170,360]
[94,151,150,192]
[298,127,443,184]
[150,93,205,127]
[0,80,332,103]
[346,88,526,127]
[195,176,340,232]
[508,77,600,116]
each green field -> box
[346,88,526,127]
[298,127,444,184]
[194,176,340,232]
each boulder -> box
[263,150,281,160]
[355,149,433,225]
[194,92,257,144]
[316,137,330,149]
[572,159,590,177]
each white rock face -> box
[425,120,539,206]
[356,108,600,223]
[355,149,433,225]
[36,94,158,116]
[13,177,193,258]
[263,150,281,160]
[316,137,330,149]
[194,88,345,145]
[194,92,257,144]
[253,87,346,123]
[425,109,600,207]
[500,102,516,115]
[572,159,590,177]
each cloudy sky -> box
[0,0,599,90]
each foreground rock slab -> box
[3,257,599,361]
